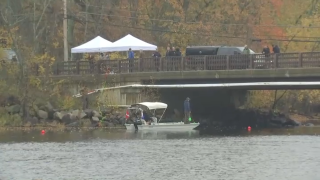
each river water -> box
[1,127,320,180]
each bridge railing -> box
[50,52,320,75]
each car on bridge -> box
[185,46,268,70]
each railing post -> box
[273,54,278,68]
[226,55,230,70]
[76,60,80,74]
[159,57,163,71]
[118,60,121,74]
[299,53,303,67]
[203,56,207,70]
[181,57,184,71]
[249,55,253,69]
[137,59,141,72]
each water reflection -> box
[1,127,320,180]
[0,127,320,143]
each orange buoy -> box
[247,126,251,131]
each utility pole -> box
[63,0,68,61]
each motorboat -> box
[125,102,199,131]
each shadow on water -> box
[1,127,320,143]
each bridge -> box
[49,52,320,85]
[44,52,320,105]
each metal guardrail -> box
[46,52,320,76]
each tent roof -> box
[100,34,157,52]
[71,36,113,53]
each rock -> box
[84,109,93,118]
[37,110,48,120]
[119,117,126,125]
[70,114,78,121]
[25,116,38,125]
[112,119,119,124]
[105,122,115,127]
[93,110,102,118]
[92,116,100,122]
[71,110,86,119]
[61,114,73,124]
[100,108,112,116]
[5,104,21,114]
[53,112,64,121]
[32,104,39,112]
[47,109,57,121]
[45,102,54,111]
[305,123,314,126]
[66,121,80,127]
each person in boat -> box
[132,107,143,131]
[184,97,191,124]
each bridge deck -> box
[47,52,320,76]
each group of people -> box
[261,44,281,57]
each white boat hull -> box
[125,122,199,131]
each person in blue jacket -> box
[184,97,191,124]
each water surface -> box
[1,128,320,180]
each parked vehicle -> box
[185,46,268,69]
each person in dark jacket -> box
[183,97,191,124]
[272,45,280,53]
[262,46,270,57]
[152,49,161,71]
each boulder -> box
[25,116,39,125]
[305,123,314,126]
[61,114,73,124]
[105,122,115,127]
[100,108,112,116]
[5,104,21,114]
[93,110,102,118]
[84,109,93,118]
[119,117,126,125]
[37,110,48,120]
[71,110,86,119]
[53,111,64,121]
[66,121,80,127]
[92,116,100,122]
[45,102,54,111]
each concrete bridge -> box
[45,52,320,106]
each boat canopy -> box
[132,102,168,110]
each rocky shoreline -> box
[1,96,319,129]
[195,108,319,131]
[1,100,127,128]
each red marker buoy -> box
[247,126,251,131]
[41,130,45,134]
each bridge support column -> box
[97,82,142,105]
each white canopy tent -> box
[71,36,113,53]
[100,34,157,52]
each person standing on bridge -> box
[184,97,191,124]
[128,48,135,72]
[243,45,250,54]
